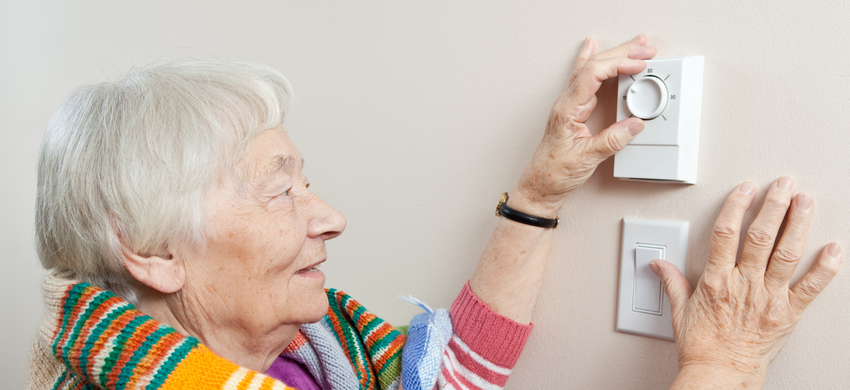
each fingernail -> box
[738,182,755,196]
[778,176,794,191]
[628,120,645,136]
[796,193,813,211]
[649,260,660,275]
[633,34,644,41]
[828,243,843,258]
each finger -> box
[572,95,598,125]
[789,243,843,313]
[650,260,693,321]
[764,193,815,291]
[737,177,796,278]
[583,117,644,162]
[568,56,648,106]
[569,38,596,85]
[590,34,657,62]
[704,182,757,276]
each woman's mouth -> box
[295,260,324,274]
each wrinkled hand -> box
[652,178,843,386]
[513,35,656,215]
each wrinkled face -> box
[179,126,346,336]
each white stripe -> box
[58,292,99,351]
[90,304,133,378]
[137,336,189,388]
[440,363,471,390]
[450,336,512,375]
[440,349,471,390]
[247,373,267,390]
[271,380,288,390]
[438,378,458,390]
[223,367,250,390]
[443,346,502,390]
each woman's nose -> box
[306,193,346,240]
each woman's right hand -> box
[650,177,843,388]
[510,35,655,218]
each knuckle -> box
[819,259,842,276]
[765,192,793,209]
[772,247,802,265]
[699,275,724,296]
[712,224,739,241]
[795,279,821,299]
[584,60,601,76]
[746,228,776,248]
[605,133,624,152]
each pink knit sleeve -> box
[437,281,533,389]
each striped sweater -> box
[28,276,532,390]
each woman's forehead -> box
[243,128,302,180]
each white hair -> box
[35,60,293,303]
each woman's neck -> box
[136,288,300,372]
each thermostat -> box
[614,56,705,184]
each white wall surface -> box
[2,1,849,388]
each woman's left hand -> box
[512,34,657,216]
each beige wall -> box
[2,1,848,388]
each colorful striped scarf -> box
[30,277,407,390]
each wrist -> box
[672,363,767,389]
[509,187,564,219]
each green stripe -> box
[60,288,112,372]
[50,369,71,390]
[327,290,375,390]
[149,337,199,389]
[115,324,175,390]
[375,347,402,377]
[77,296,131,382]
[52,283,90,354]
[98,313,148,386]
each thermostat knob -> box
[626,75,669,120]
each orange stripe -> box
[106,318,159,388]
[86,307,138,376]
[78,296,124,373]
[281,331,308,353]
[259,376,276,389]
[237,371,256,390]
[364,323,394,349]
[160,345,240,390]
[373,336,405,370]
[124,331,185,388]
[55,287,98,352]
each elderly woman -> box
[29,35,841,390]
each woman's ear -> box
[120,244,186,294]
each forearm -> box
[469,190,559,324]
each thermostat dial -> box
[626,75,669,120]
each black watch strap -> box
[495,193,559,229]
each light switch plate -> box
[614,56,704,184]
[617,217,689,341]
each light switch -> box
[634,244,665,315]
[617,218,688,341]
[614,56,704,184]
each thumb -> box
[587,118,644,164]
[650,259,692,319]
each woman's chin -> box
[300,293,330,324]
[290,271,329,323]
